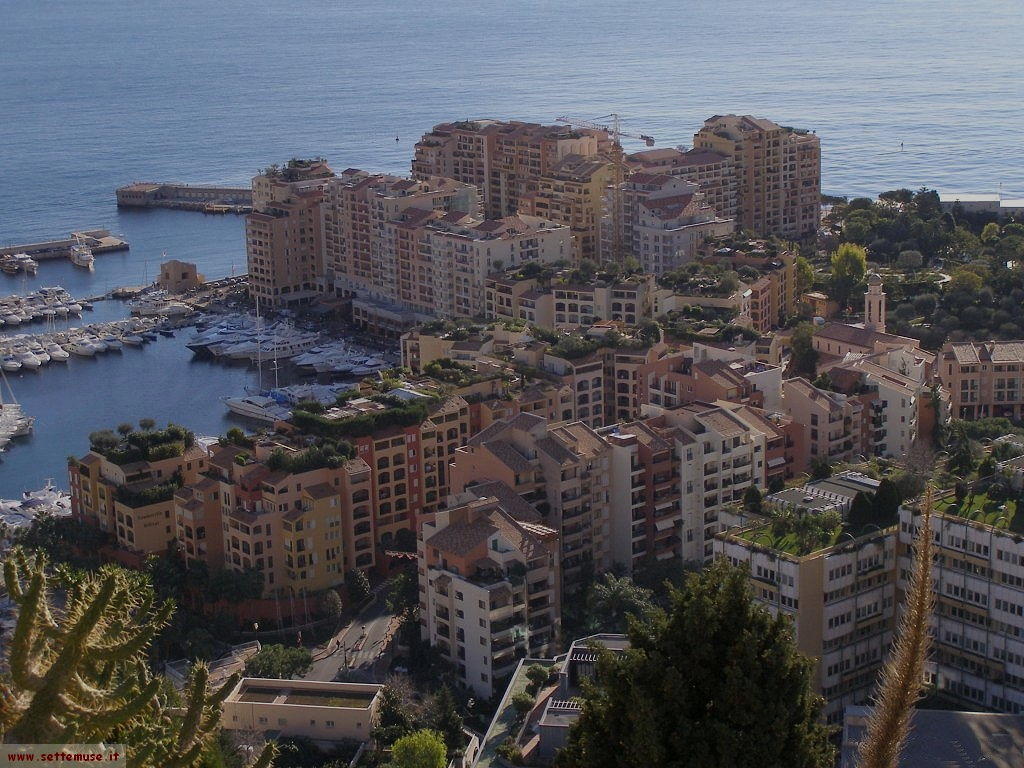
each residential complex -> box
[246,159,334,308]
[615,173,734,274]
[939,339,1024,421]
[626,146,738,221]
[715,521,897,723]
[693,114,820,239]
[412,120,610,219]
[418,489,562,697]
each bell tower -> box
[864,272,886,333]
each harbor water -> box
[2,0,1023,493]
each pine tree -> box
[555,561,834,768]
[426,686,466,754]
[0,549,275,768]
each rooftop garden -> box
[739,508,844,557]
[291,397,438,440]
[423,358,501,388]
[935,487,1024,534]
[264,441,354,473]
[88,421,194,465]
[657,262,742,297]
[260,157,333,181]
[115,471,184,509]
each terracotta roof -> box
[482,439,534,473]
[815,322,918,349]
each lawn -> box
[737,524,842,557]
[936,492,1024,533]
[476,658,557,768]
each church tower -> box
[864,272,886,333]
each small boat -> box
[159,329,175,337]
[223,394,292,424]
[103,337,123,351]
[14,351,41,371]
[80,301,93,311]
[29,347,50,364]
[121,335,144,346]
[68,341,96,357]
[54,305,70,316]
[2,314,21,326]
[67,303,83,313]
[1,357,22,372]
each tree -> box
[555,562,834,768]
[346,568,371,604]
[390,729,447,768]
[847,491,875,532]
[386,570,418,618]
[795,255,814,294]
[810,456,833,481]
[244,644,312,679]
[425,686,466,754]
[790,322,818,376]
[587,574,655,634]
[0,550,275,768]
[830,243,868,308]
[948,267,983,295]
[373,681,418,748]
[743,486,763,515]
[512,692,535,718]
[526,664,551,692]
[981,222,1002,244]
[896,250,923,269]
[977,455,997,478]
[117,422,135,437]
[320,589,343,620]
[874,478,902,521]
[139,418,156,431]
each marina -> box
[0,480,71,539]
[0,229,129,261]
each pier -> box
[0,229,129,261]
[116,182,252,214]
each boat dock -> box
[0,230,129,261]
[116,182,252,214]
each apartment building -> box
[187,441,376,597]
[412,120,609,218]
[781,378,862,466]
[418,490,561,697]
[246,159,334,308]
[485,270,655,331]
[640,349,783,413]
[694,114,820,240]
[939,340,1024,421]
[616,173,734,274]
[603,418,683,571]
[449,413,612,591]
[350,394,472,541]
[828,357,922,459]
[898,501,1024,714]
[408,213,571,320]
[521,153,616,263]
[715,525,897,723]
[323,169,479,301]
[70,435,209,556]
[626,146,738,221]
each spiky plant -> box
[857,491,936,768]
[0,548,275,768]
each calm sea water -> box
[1,0,1022,494]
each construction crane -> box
[555,114,655,265]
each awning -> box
[655,518,676,531]
[768,456,787,468]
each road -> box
[305,595,396,682]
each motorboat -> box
[67,303,83,313]
[46,344,70,362]
[28,346,50,364]
[223,395,292,424]
[1,356,22,372]
[14,351,41,370]
[68,340,96,356]
[121,335,144,346]
[103,336,123,351]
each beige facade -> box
[246,160,334,308]
[412,120,609,219]
[157,259,204,293]
[323,169,479,301]
[939,340,1024,421]
[521,154,616,263]
[715,526,897,723]
[419,491,561,697]
[614,173,734,274]
[626,147,738,221]
[694,114,820,239]
[781,378,862,467]
[222,678,381,742]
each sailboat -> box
[0,367,34,450]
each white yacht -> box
[223,395,292,424]
[1,356,22,372]
[103,336,123,351]
[67,302,83,313]
[28,346,50,364]
[68,340,96,356]
[121,334,144,346]
[69,237,95,269]
[46,344,70,362]
[14,351,41,370]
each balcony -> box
[492,614,525,634]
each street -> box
[305,594,396,682]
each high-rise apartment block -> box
[418,488,562,697]
[616,173,734,274]
[693,115,820,239]
[246,159,334,308]
[626,147,738,222]
[412,120,609,219]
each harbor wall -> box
[116,182,252,213]
[0,229,129,260]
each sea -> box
[1,0,1022,495]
